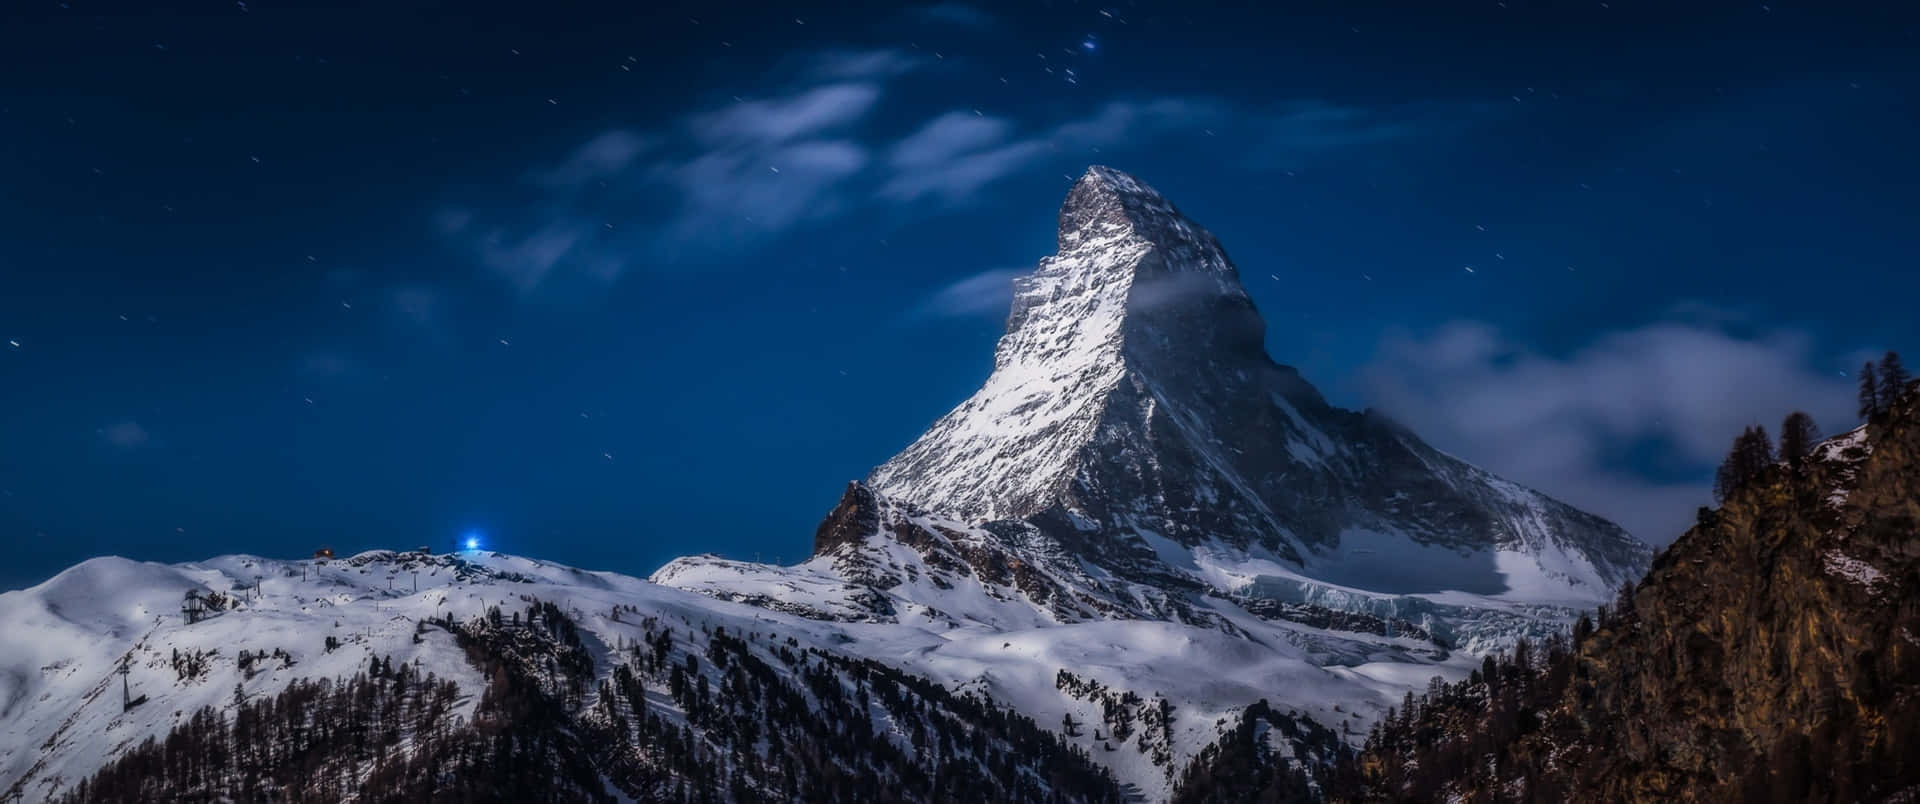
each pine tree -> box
[1713,442,1740,504]
[1744,425,1775,476]
[1714,428,1751,503]
[1779,412,1819,466]
[1860,363,1881,420]
[1880,351,1910,408]
[1714,426,1776,502]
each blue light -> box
[465,537,479,551]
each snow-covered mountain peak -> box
[1044,165,1251,331]
[866,165,1648,607]
[1056,165,1186,249]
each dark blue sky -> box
[3,0,1916,590]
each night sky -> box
[3,0,1917,591]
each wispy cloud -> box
[889,112,1015,169]
[385,283,454,344]
[659,138,869,245]
[99,419,149,449]
[534,130,654,188]
[1246,99,1488,170]
[881,99,1222,204]
[690,83,881,145]
[802,48,926,82]
[443,47,1466,296]
[908,268,1028,320]
[446,52,917,293]
[1360,318,1858,544]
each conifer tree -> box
[1779,411,1819,466]
[1714,428,1750,504]
[1743,425,1775,476]
[1860,362,1881,420]
[1880,351,1910,408]
[1714,426,1776,502]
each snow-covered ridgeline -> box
[3,544,1474,802]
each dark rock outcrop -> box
[1341,383,1920,803]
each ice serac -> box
[867,165,1650,603]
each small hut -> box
[182,590,206,624]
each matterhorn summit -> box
[866,166,1650,603]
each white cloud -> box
[879,99,1221,204]
[479,222,588,292]
[445,53,1460,295]
[535,130,653,188]
[1051,98,1222,148]
[1360,319,1858,544]
[802,49,925,82]
[879,136,1046,203]
[889,112,1015,169]
[661,139,869,244]
[452,62,910,291]
[690,83,881,145]
[908,268,1028,320]
[100,419,149,449]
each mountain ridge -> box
[1,549,1136,802]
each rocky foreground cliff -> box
[1317,382,1920,803]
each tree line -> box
[59,598,1124,803]
[1717,350,1908,504]
[1858,350,1910,420]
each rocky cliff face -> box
[1344,382,1920,803]
[866,166,1648,604]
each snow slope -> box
[2,546,1464,802]
[0,549,789,800]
